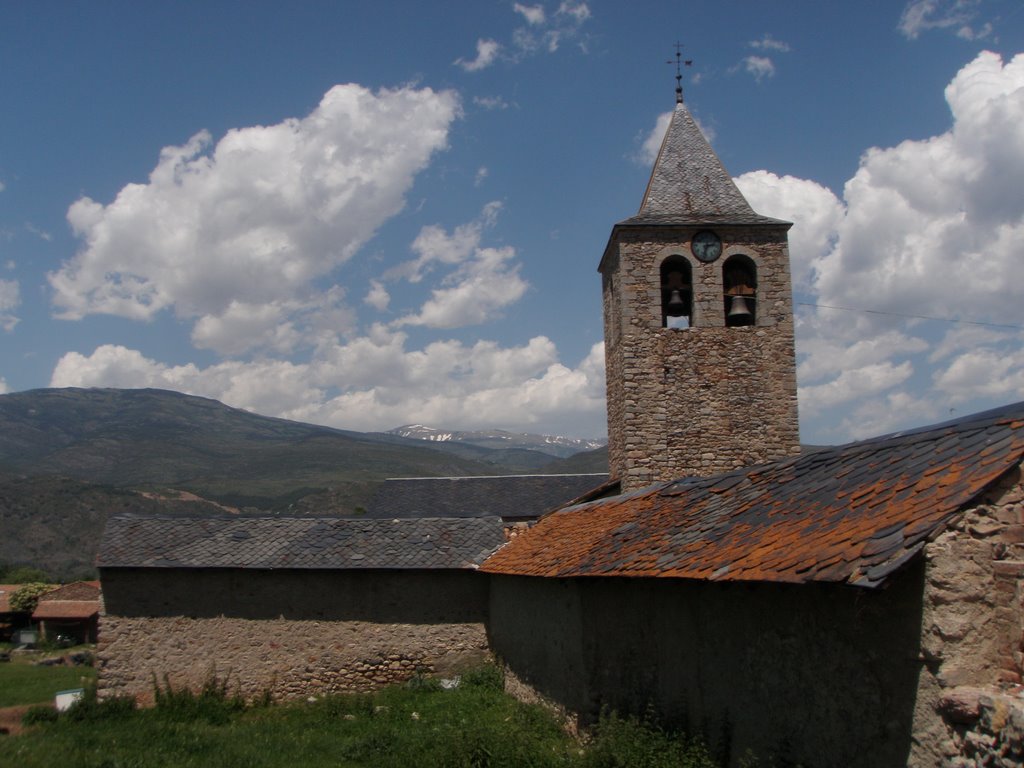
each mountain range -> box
[0,387,607,578]
[386,424,605,458]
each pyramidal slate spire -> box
[631,102,778,225]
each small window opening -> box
[723,255,756,327]
[660,256,692,329]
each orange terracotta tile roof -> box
[37,581,101,601]
[0,585,20,613]
[482,402,1024,588]
[32,600,100,620]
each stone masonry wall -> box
[910,463,1024,767]
[98,568,490,703]
[603,224,800,490]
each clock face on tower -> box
[691,230,722,263]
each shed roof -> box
[37,581,100,602]
[482,401,1024,588]
[364,473,610,520]
[99,516,506,571]
[33,600,99,620]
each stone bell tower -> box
[600,91,800,491]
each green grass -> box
[0,649,95,708]
[0,666,721,768]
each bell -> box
[666,289,688,317]
[727,295,753,320]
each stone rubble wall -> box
[937,688,1024,767]
[911,464,1024,767]
[602,225,799,491]
[97,567,490,704]
[98,614,489,703]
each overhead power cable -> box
[796,302,1024,331]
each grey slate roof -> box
[365,473,610,520]
[619,102,785,228]
[484,401,1024,589]
[98,515,506,570]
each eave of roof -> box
[481,401,1024,589]
[32,600,100,620]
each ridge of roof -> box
[382,473,609,481]
[364,473,610,520]
[481,401,1024,588]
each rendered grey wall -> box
[489,568,925,768]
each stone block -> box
[938,687,987,723]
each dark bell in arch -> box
[666,289,688,316]
[727,295,753,322]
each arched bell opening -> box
[723,254,757,327]
[660,256,693,329]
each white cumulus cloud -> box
[0,279,20,332]
[510,1,591,56]
[814,51,1024,324]
[740,51,1024,441]
[638,111,673,166]
[742,55,775,82]
[363,280,390,312]
[899,0,991,40]
[50,335,607,436]
[50,83,460,354]
[799,361,915,416]
[750,34,790,52]
[513,3,546,25]
[456,39,501,72]
[396,246,528,329]
[734,171,843,289]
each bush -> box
[152,673,246,725]
[583,712,718,768]
[10,582,53,614]
[21,704,59,726]
[64,684,136,722]
[460,664,504,692]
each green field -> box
[0,666,724,768]
[0,650,96,708]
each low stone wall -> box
[99,614,488,702]
[98,568,489,703]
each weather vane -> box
[667,42,693,104]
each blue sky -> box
[2,0,1023,444]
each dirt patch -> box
[0,704,42,736]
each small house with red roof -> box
[33,580,101,644]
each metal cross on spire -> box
[667,42,693,104]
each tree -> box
[4,566,52,583]
[9,582,53,614]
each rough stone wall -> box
[98,568,490,703]
[602,225,800,491]
[490,571,926,767]
[909,464,1024,767]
